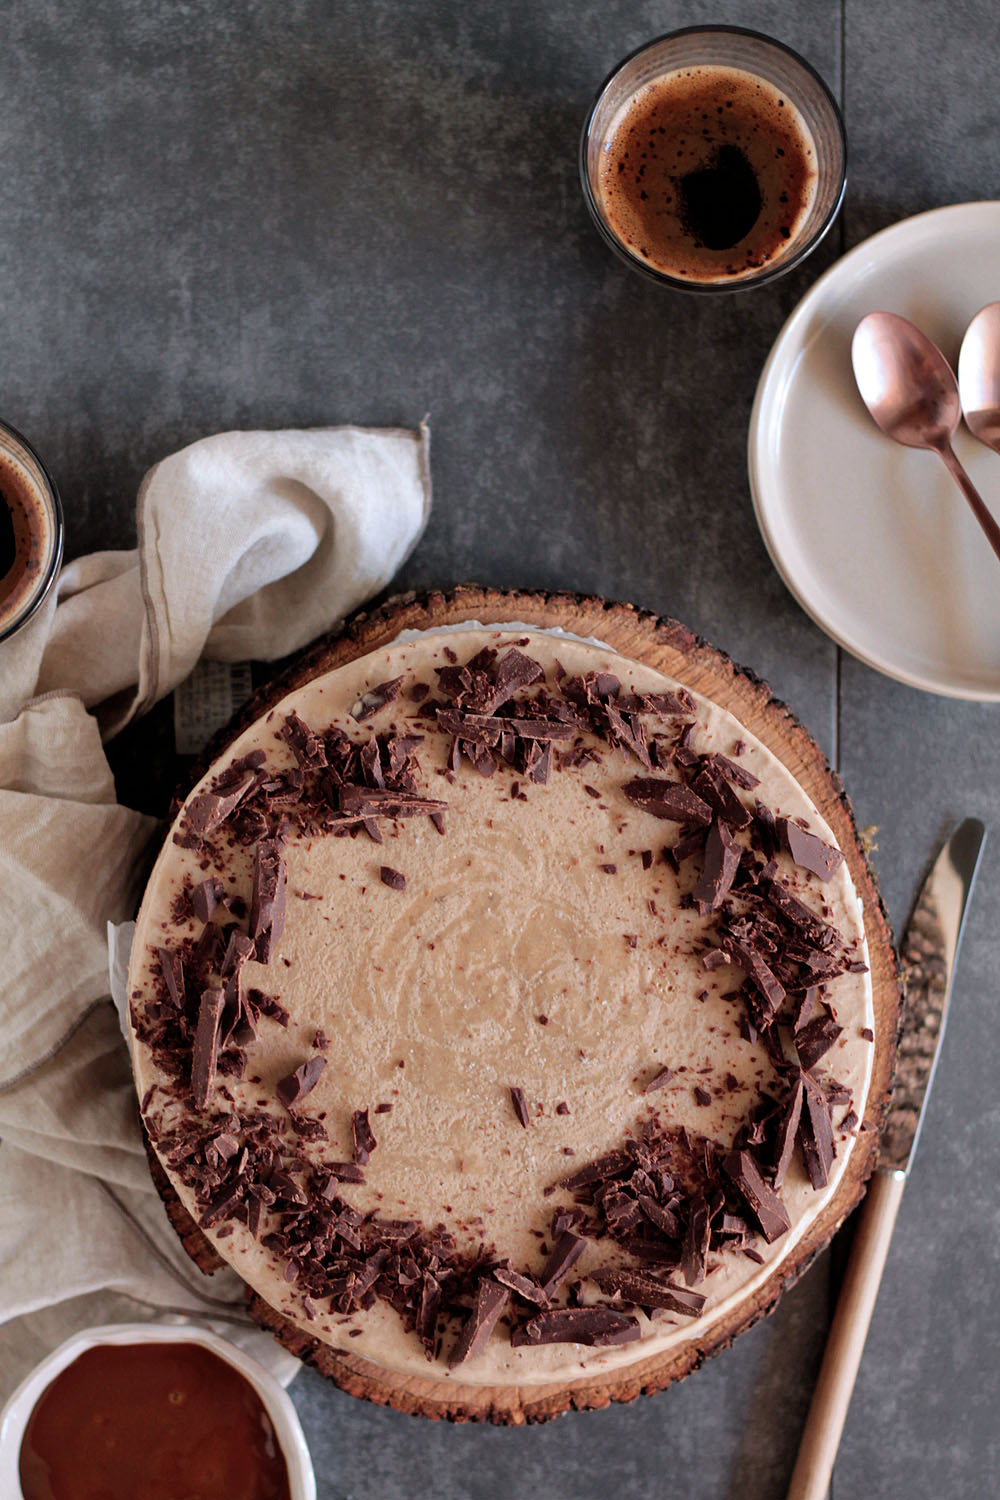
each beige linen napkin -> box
[0,423,431,1397]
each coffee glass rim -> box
[579,24,848,294]
[0,416,64,644]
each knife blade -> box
[787,817,986,1500]
[880,815,986,1172]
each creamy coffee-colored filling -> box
[128,629,872,1384]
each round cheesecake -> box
[127,612,879,1409]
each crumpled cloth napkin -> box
[0,424,430,1397]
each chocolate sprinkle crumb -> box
[643,1066,674,1094]
[379,866,407,891]
[510,1086,531,1129]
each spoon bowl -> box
[851,311,960,451]
[851,310,1000,566]
[958,301,1000,451]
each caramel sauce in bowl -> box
[0,1324,315,1500]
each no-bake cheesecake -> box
[127,619,876,1405]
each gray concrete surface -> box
[2,2,997,1496]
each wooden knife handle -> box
[786,1167,906,1500]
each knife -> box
[786,817,986,1500]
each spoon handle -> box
[937,443,1000,563]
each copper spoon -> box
[851,310,1000,564]
[958,301,1000,454]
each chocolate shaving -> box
[276,1055,326,1111]
[249,840,287,962]
[352,675,404,721]
[539,1231,586,1296]
[250,988,289,1027]
[510,1086,531,1129]
[589,1267,706,1316]
[691,818,741,911]
[449,1278,510,1366]
[379,866,407,891]
[186,774,256,836]
[603,702,651,766]
[438,708,571,743]
[352,1108,377,1164]
[721,935,786,1023]
[560,1151,633,1189]
[765,879,837,943]
[691,765,752,830]
[486,648,545,710]
[637,1194,681,1238]
[327,1161,366,1183]
[623,778,712,825]
[795,1013,844,1071]
[503,717,574,741]
[724,1149,791,1242]
[779,819,845,881]
[281,711,326,768]
[157,947,186,1009]
[511,1306,640,1348]
[643,1066,674,1094]
[191,876,227,924]
[339,785,447,820]
[493,1266,549,1305]
[681,1192,712,1284]
[191,988,224,1108]
[772,1076,804,1189]
[799,1074,835,1188]
[704,752,760,790]
[416,1272,441,1354]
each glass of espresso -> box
[580,26,846,291]
[0,420,63,643]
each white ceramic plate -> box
[0,1323,316,1500]
[749,201,1000,700]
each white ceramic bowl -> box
[0,1322,316,1500]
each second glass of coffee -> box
[581,27,846,291]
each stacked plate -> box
[749,201,1000,700]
